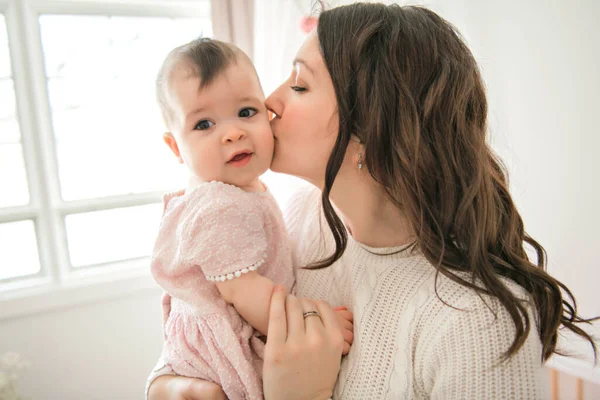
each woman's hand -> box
[263,285,344,400]
[148,375,226,400]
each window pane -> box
[0,15,29,207]
[0,220,41,280]
[39,14,212,201]
[65,203,162,267]
[0,78,17,122]
[0,14,11,78]
[0,143,30,207]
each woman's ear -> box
[163,132,184,164]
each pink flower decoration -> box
[300,16,318,33]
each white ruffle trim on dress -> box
[206,259,265,282]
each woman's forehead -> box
[294,32,323,77]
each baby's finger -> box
[343,327,354,345]
[337,309,353,322]
[342,340,351,355]
[342,319,353,332]
[267,285,288,345]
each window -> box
[0,220,40,280]
[0,14,29,208]
[0,1,212,299]
[0,11,40,283]
[39,14,208,268]
[40,15,208,201]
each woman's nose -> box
[265,88,282,119]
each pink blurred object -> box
[300,16,318,33]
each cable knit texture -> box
[150,181,294,400]
[287,185,549,399]
[147,184,549,399]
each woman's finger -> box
[300,298,325,333]
[314,299,341,333]
[267,285,288,345]
[286,294,305,339]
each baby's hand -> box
[333,306,354,355]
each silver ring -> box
[303,310,321,319]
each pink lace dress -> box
[150,181,295,400]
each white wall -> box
[0,287,164,399]
[458,0,600,349]
[456,1,600,392]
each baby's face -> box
[165,60,273,190]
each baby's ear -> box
[163,132,184,164]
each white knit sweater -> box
[147,185,549,399]
[287,186,549,399]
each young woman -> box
[148,3,597,399]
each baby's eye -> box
[239,108,257,118]
[194,120,214,130]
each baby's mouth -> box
[229,152,251,162]
[227,150,254,165]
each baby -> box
[150,38,352,399]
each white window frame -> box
[0,0,212,319]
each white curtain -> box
[211,0,255,60]
[253,0,310,95]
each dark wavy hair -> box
[312,2,597,362]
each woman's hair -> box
[313,2,597,362]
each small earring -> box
[358,153,363,170]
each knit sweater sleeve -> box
[282,184,318,240]
[282,184,325,266]
[423,292,549,399]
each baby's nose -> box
[223,127,247,143]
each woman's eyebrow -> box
[292,58,315,75]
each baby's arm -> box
[216,271,274,336]
[217,276,354,354]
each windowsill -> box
[0,259,161,321]
[547,355,600,385]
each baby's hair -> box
[156,37,245,130]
